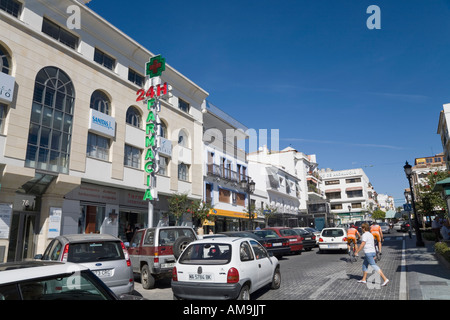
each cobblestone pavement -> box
[133,234,406,300]
[257,235,403,300]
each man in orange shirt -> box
[347,224,360,254]
[370,222,383,255]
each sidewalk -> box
[405,234,450,300]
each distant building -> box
[319,168,373,224]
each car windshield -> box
[253,230,279,239]
[0,270,112,300]
[179,243,231,265]
[68,241,124,263]
[294,229,308,235]
[322,229,344,237]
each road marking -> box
[309,270,347,300]
[399,235,408,300]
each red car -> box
[263,227,303,254]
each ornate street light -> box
[403,161,425,247]
[240,179,256,230]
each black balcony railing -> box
[206,164,247,183]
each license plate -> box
[272,243,282,247]
[93,269,113,277]
[305,237,311,240]
[328,244,338,248]
[161,263,175,268]
[289,239,296,242]
[189,274,212,281]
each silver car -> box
[35,234,134,296]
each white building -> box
[247,146,328,228]
[319,168,372,224]
[202,101,252,231]
[376,194,395,212]
[0,0,208,262]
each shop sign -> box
[89,108,116,137]
[137,55,171,201]
[0,72,15,104]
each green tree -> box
[371,209,386,221]
[416,170,450,220]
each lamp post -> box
[403,161,425,247]
[240,178,256,230]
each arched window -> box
[126,106,141,128]
[0,44,11,74]
[159,120,167,138]
[90,90,110,115]
[178,129,188,148]
[26,67,75,173]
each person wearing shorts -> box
[355,223,389,287]
[370,223,383,254]
[347,225,360,253]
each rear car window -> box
[254,230,278,238]
[179,243,231,265]
[280,229,298,236]
[68,241,124,263]
[322,229,344,237]
[158,228,196,246]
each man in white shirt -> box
[355,223,389,286]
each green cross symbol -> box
[146,55,166,78]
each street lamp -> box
[403,161,425,247]
[240,179,256,230]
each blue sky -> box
[88,0,450,206]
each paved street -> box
[130,232,436,301]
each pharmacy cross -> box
[146,55,166,78]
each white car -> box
[379,222,391,234]
[171,237,281,300]
[318,227,348,253]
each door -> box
[7,212,38,262]
[250,240,273,289]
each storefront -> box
[208,208,258,232]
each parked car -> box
[379,222,391,234]
[218,231,291,259]
[171,237,281,300]
[263,227,303,254]
[318,227,348,253]
[292,228,316,251]
[35,234,134,296]
[127,226,197,289]
[299,227,321,245]
[0,261,120,300]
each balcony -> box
[206,164,247,183]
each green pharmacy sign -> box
[146,55,166,79]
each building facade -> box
[319,168,372,224]
[0,0,207,262]
[202,101,254,232]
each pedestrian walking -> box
[432,216,441,242]
[355,223,389,287]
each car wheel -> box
[173,236,194,259]
[141,264,155,289]
[271,267,281,290]
[237,284,250,300]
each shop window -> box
[79,205,105,234]
[26,67,74,174]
